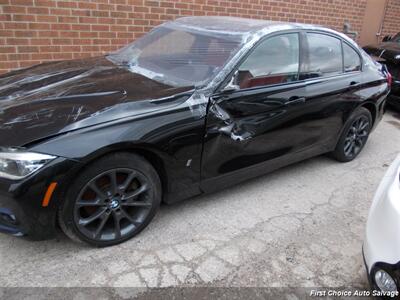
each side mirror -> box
[382,35,392,42]
[222,71,240,93]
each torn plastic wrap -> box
[0,17,251,147]
[0,16,364,149]
[107,19,245,89]
[0,56,198,146]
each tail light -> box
[382,64,392,87]
[387,71,393,87]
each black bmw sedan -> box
[364,32,400,110]
[0,17,389,246]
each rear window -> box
[343,43,361,72]
[306,33,343,77]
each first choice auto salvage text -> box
[310,289,399,298]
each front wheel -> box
[332,107,373,162]
[59,152,161,247]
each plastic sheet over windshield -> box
[107,23,243,87]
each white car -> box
[364,154,400,294]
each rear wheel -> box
[332,107,372,162]
[59,152,161,247]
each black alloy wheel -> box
[74,168,152,242]
[59,152,161,247]
[332,107,372,162]
[343,115,370,158]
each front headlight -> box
[374,269,398,292]
[0,149,56,180]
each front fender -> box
[30,104,207,204]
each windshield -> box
[107,23,243,87]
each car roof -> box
[169,16,359,51]
[172,16,325,35]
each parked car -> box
[0,17,390,246]
[364,154,400,296]
[364,33,400,110]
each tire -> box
[58,152,162,247]
[332,107,373,162]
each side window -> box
[306,33,342,77]
[343,42,361,72]
[237,33,299,89]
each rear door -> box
[302,32,364,148]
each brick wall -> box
[0,0,392,75]
[382,0,400,39]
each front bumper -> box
[364,247,400,297]
[0,157,81,240]
[364,154,400,290]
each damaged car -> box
[0,17,390,246]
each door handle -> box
[349,81,359,86]
[285,96,306,105]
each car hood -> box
[364,42,400,64]
[0,56,194,147]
